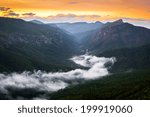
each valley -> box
[0,17,150,99]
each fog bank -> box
[0,54,116,99]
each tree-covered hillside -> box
[49,69,150,100]
[0,17,78,72]
[97,44,150,73]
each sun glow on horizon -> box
[0,0,150,27]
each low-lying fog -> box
[0,54,116,99]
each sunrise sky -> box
[0,0,150,28]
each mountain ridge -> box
[0,17,78,72]
[49,21,103,37]
[80,19,150,53]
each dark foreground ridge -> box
[49,69,150,100]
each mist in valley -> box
[0,54,116,99]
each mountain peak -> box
[104,19,124,28]
[114,19,123,23]
[95,21,103,24]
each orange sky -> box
[0,0,150,27]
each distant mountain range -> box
[48,21,103,39]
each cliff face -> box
[81,19,150,53]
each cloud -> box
[121,17,147,22]
[5,11,19,17]
[0,54,116,99]
[0,7,10,11]
[118,17,150,28]
[20,13,101,23]
[50,13,77,18]
[68,1,78,4]
[0,6,19,17]
[45,13,101,22]
[48,14,101,19]
[22,12,36,16]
